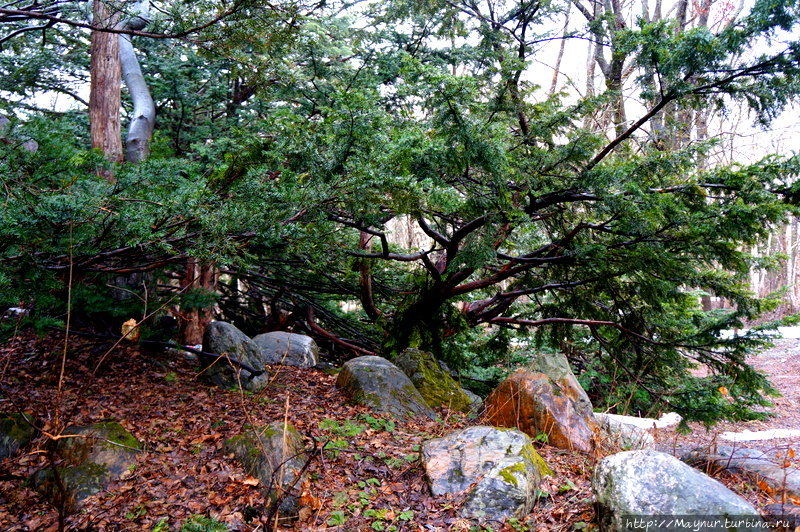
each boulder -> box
[394,348,473,413]
[252,331,318,367]
[336,356,436,419]
[528,351,594,418]
[31,421,140,513]
[225,422,308,519]
[463,388,484,416]
[422,426,550,523]
[594,450,761,531]
[483,353,597,452]
[202,321,270,391]
[763,503,800,531]
[0,412,35,459]
[683,445,800,498]
[594,413,654,450]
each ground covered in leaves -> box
[1,331,797,531]
[0,331,596,531]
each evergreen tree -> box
[1,0,800,423]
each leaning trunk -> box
[119,12,155,163]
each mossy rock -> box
[224,422,308,519]
[421,425,548,523]
[0,412,35,459]
[30,463,108,513]
[30,421,140,513]
[394,349,474,413]
[336,356,436,420]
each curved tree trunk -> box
[119,32,155,163]
[119,2,155,163]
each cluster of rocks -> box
[334,348,797,527]
[0,412,312,522]
[201,321,319,391]
[335,350,481,420]
[5,326,796,528]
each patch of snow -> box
[719,429,800,442]
[720,326,800,339]
[595,412,682,430]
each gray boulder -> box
[594,450,761,531]
[463,388,484,416]
[683,445,800,498]
[202,321,270,391]
[225,422,308,519]
[595,413,654,450]
[252,331,318,367]
[31,421,140,513]
[394,348,473,413]
[0,412,35,459]
[336,356,435,419]
[422,426,550,523]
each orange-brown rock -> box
[483,366,597,453]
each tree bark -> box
[89,0,123,174]
[119,3,155,163]
[120,32,154,162]
[177,258,218,345]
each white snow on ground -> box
[720,326,800,339]
[720,429,800,442]
[596,412,682,430]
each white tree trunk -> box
[119,32,154,163]
[119,1,154,163]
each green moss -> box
[520,443,553,477]
[396,349,472,412]
[259,425,281,438]
[498,462,526,487]
[93,421,141,450]
[225,434,247,448]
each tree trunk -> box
[120,6,155,163]
[89,0,123,174]
[177,258,217,345]
[120,36,155,162]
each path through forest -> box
[658,337,800,455]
